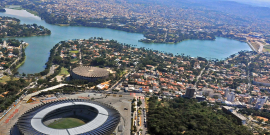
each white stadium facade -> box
[10,99,120,135]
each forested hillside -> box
[147,97,252,135]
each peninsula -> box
[0,16,51,38]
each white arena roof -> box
[11,99,120,135]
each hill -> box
[147,97,252,135]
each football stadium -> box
[10,99,120,135]
[71,66,109,82]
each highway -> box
[257,41,264,53]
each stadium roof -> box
[72,66,109,78]
[12,99,120,135]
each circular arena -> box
[71,66,109,82]
[10,99,120,135]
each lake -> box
[0,9,251,74]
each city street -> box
[131,94,148,135]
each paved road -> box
[141,96,147,135]
[108,70,132,91]
[79,48,82,65]
[257,41,264,53]
[131,94,148,135]
[164,30,168,43]
[247,41,256,52]
[195,62,209,88]
[4,44,23,75]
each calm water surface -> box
[0,9,251,74]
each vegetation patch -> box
[69,50,79,54]
[147,97,252,135]
[26,9,39,16]
[59,67,69,76]
[0,76,11,84]
[0,76,19,84]
[263,45,270,52]
[15,56,26,69]
[70,58,78,63]
[6,5,22,10]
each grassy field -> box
[48,117,85,129]
[264,45,270,52]
[59,67,69,75]
[70,50,79,54]
[15,56,26,69]
[26,9,39,16]
[70,58,78,63]
[0,76,19,84]
[6,5,22,10]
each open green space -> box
[59,67,69,76]
[263,45,270,52]
[70,58,78,63]
[47,117,86,129]
[26,9,39,16]
[0,76,19,84]
[69,50,79,54]
[6,5,22,10]
[0,76,10,84]
[15,56,26,69]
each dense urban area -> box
[1,0,270,135]
[0,0,270,50]
[0,38,270,134]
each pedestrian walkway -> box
[4,109,19,124]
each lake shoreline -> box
[0,9,252,74]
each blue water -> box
[0,9,251,74]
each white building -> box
[255,96,268,109]
[227,92,235,102]
[225,88,229,97]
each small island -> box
[0,16,51,38]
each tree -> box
[147,97,252,135]
[133,126,137,132]
[137,99,142,106]
[258,119,264,125]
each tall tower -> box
[225,88,229,97]
[227,92,235,102]
[185,88,195,98]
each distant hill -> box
[231,0,270,7]
[198,1,270,20]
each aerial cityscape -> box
[1,0,270,135]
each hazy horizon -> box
[230,0,270,7]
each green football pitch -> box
[48,117,86,129]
